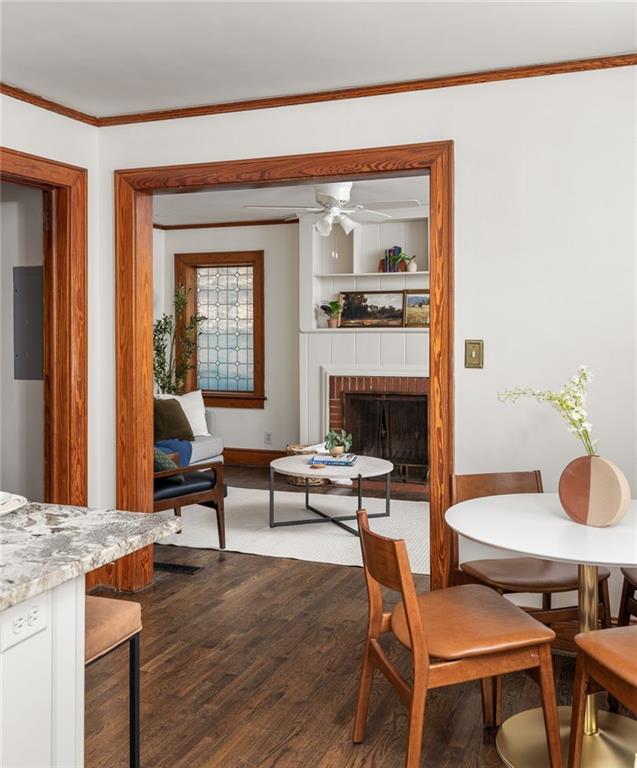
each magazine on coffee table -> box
[308,453,358,467]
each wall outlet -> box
[264,431,273,446]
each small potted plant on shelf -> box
[324,429,353,457]
[320,300,341,329]
[399,253,419,272]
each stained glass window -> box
[196,265,254,392]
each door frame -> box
[114,141,453,591]
[0,147,88,505]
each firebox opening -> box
[344,393,428,483]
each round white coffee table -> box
[446,493,637,767]
[269,454,394,535]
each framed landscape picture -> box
[404,289,430,328]
[339,291,404,327]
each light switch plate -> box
[465,339,484,369]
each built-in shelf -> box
[303,327,429,334]
[314,271,429,278]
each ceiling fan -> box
[244,181,422,236]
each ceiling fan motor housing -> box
[315,181,353,206]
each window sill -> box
[202,393,267,410]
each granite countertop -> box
[0,503,181,610]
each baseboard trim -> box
[224,447,286,466]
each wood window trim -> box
[115,142,453,592]
[174,251,265,409]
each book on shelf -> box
[308,453,358,467]
[379,245,406,273]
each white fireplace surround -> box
[319,365,426,437]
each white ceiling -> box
[153,176,429,225]
[1,2,634,117]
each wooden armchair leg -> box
[600,580,611,629]
[538,644,562,768]
[353,641,375,744]
[481,676,502,728]
[405,669,427,768]
[568,653,589,768]
[618,579,632,627]
[215,500,226,550]
[174,507,182,534]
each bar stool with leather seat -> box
[85,596,143,768]
[352,510,562,768]
[450,471,612,629]
[568,626,637,767]
[618,568,637,625]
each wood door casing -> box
[114,142,453,591]
[0,147,88,508]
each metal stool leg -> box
[129,633,140,768]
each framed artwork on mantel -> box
[404,289,430,328]
[337,289,430,328]
[339,290,404,327]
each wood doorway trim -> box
[0,147,88,505]
[114,142,453,591]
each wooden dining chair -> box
[353,510,562,768]
[450,471,612,629]
[618,568,637,626]
[568,626,637,768]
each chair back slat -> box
[358,511,405,592]
[451,470,542,505]
[356,510,426,655]
[449,471,543,573]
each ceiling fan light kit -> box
[244,181,423,237]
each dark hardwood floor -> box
[84,467,609,768]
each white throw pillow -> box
[155,390,210,437]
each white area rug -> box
[160,486,430,574]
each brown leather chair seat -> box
[622,567,637,589]
[575,626,637,690]
[569,626,637,766]
[85,595,142,664]
[391,584,555,660]
[461,557,610,593]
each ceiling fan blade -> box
[350,209,393,221]
[360,199,423,210]
[243,205,323,211]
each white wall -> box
[0,97,101,502]
[0,182,44,500]
[1,67,634,607]
[154,223,300,450]
[94,67,635,503]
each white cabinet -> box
[0,578,84,768]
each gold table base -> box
[496,706,637,767]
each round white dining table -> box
[446,493,637,768]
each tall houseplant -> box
[153,284,206,394]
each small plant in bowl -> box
[398,253,418,272]
[324,429,353,457]
[320,300,341,329]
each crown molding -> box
[0,82,98,126]
[2,53,635,129]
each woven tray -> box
[285,443,329,486]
